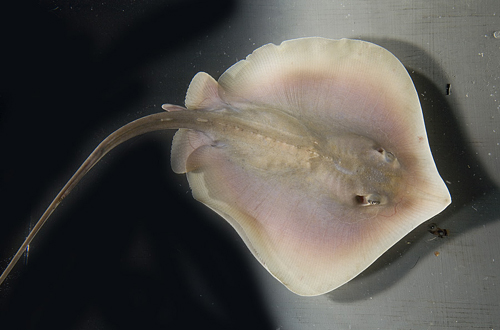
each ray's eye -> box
[375,146,396,163]
[355,194,382,206]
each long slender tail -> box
[0,110,191,286]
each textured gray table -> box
[0,1,498,329]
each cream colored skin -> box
[0,38,451,296]
[0,105,398,285]
[176,105,402,210]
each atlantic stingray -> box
[0,37,451,296]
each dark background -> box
[0,1,274,329]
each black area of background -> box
[0,1,274,329]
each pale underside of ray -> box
[0,38,451,297]
[176,37,451,295]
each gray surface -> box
[1,0,499,329]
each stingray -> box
[0,37,451,296]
